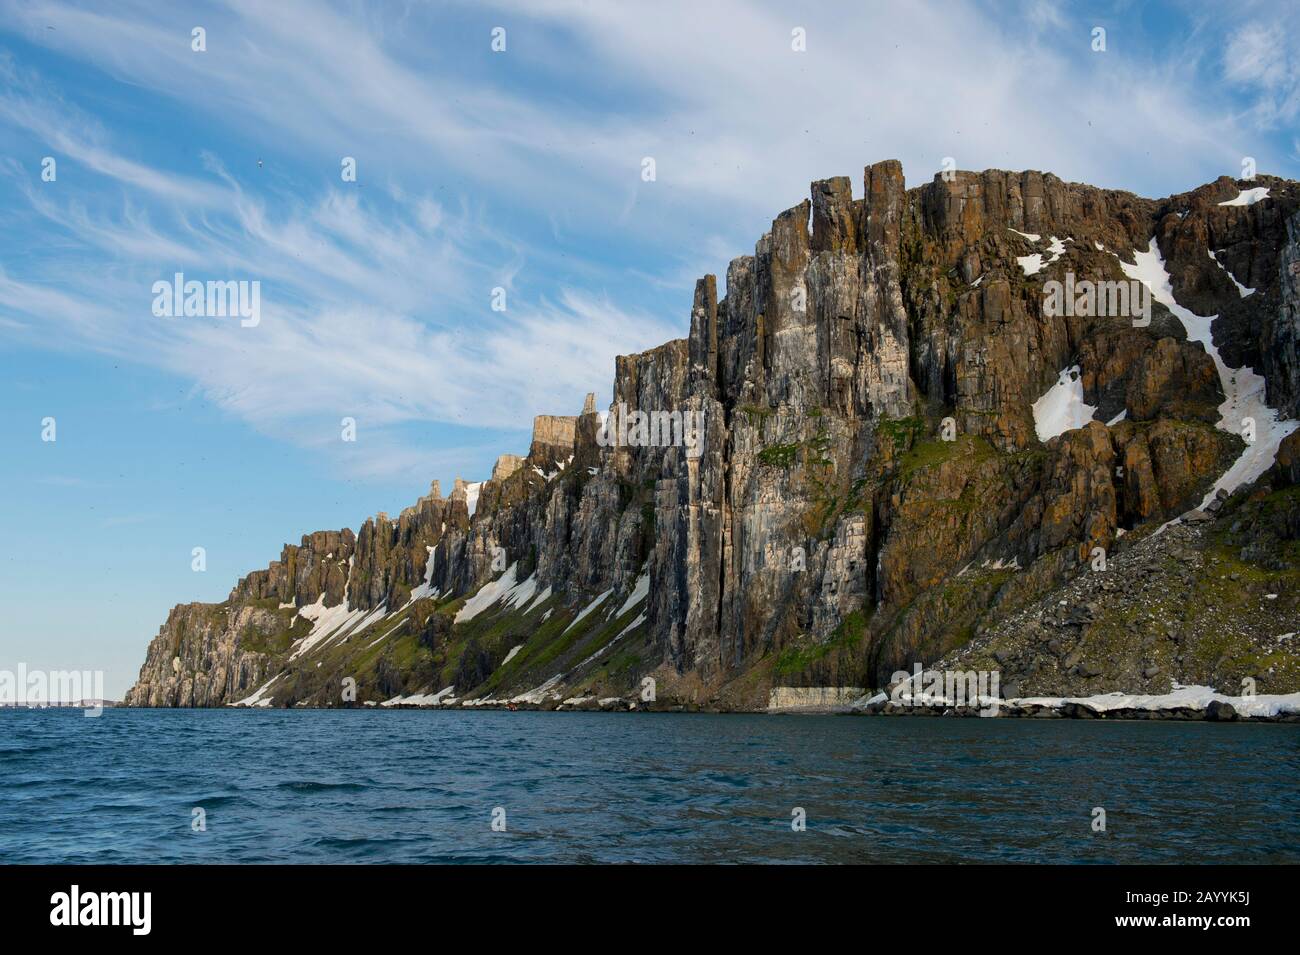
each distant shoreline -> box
[56,700,1300,723]
[0,701,119,709]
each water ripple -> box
[0,709,1296,863]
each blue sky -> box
[2,0,1297,699]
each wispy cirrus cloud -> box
[0,53,225,206]
[7,0,1281,228]
[1222,19,1300,128]
[1,0,1296,486]
[0,143,679,469]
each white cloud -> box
[151,288,677,437]
[1,0,1293,485]
[0,55,225,206]
[1023,0,1068,33]
[1223,20,1300,127]
[4,0,1265,224]
[0,67,678,481]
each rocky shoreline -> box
[846,697,1300,722]
[210,684,1300,723]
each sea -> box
[2,708,1297,864]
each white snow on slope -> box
[980,556,1021,571]
[284,554,389,661]
[464,482,483,516]
[501,645,524,667]
[453,563,540,623]
[576,612,647,669]
[523,585,551,613]
[500,570,539,612]
[1209,249,1255,297]
[1016,253,1043,276]
[382,686,455,707]
[562,588,613,635]
[530,457,572,481]
[366,616,408,649]
[510,674,564,705]
[1009,228,1041,242]
[616,571,650,617]
[338,604,388,651]
[1032,365,1097,441]
[1218,187,1269,207]
[1015,235,1066,276]
[1120,238,1298,506]
[1106,409,1128,426]
[232,674,280,707]
[289,595,369,660]
[407,545,439,602]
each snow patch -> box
[510,674,565,705]
[523,584,552,613]
[406,545,439,602]
[616,572,650,617]
[1015,235,1066,276]
[454,563,539,624]
[1218,187,1269,207]
[232,674,280,707]
[1012,684,1300,719]
[562,588,613,635]
[1032,365,1097,441]
[576,612,646,669]
[1120,237,1298,508]
[289,596,369,661]
[980,557,1021,571]
[1016,253,1044,276]
[366,616,408,649]
[381,686,456,707]
[1209,249,1255,297]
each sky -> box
[1,0,1298,699]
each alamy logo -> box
[0,664,104,716]
[50,885,151,935]
[597,403,704,458]
[151,272,261,327]
[1043,272,1151,326]
[890,663,1001,716]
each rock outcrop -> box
[126,161,1300,712]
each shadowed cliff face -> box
[126,161,1300,710]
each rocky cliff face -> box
[126,161,1300,711]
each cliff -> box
[126,160,1300,712]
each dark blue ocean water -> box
[1,709,1297,864]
